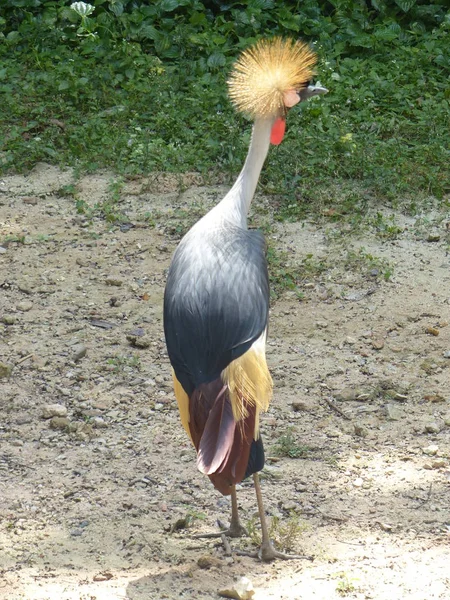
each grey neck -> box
[209,117,274,229]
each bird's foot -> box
[236,541,314,562]
[193,519,247,539]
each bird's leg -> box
[226,484,248,537]
[193,485,247,539]
[236,473,313,562]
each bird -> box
[163,37,327,561]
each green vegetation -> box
[272,427,310,458]
[0,0,449,219]
[247,513,307,552]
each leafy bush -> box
[0,0,449,203]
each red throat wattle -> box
[270,117,286,145]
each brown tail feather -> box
[189,379,256,496]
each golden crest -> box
[228,37,317,118]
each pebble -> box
[105,277,123,286]
[385,403,402,421]
[372,338,385,350]
[427,233,441,242]
[425,326,439,336]
[432,459,447,469]
[16,301,33,312]
[42,404,68,419]
[443,350,450,359]
[92,417,108,429]
[422,444,439,456]
[0,246,7,254]
[70,529,84,537]
[354,424,368,438]
[353,478,364,488]
[126,334,151,349]
[72,344,87,362]
[291,399,315,412]
[315,320,329,328]
[1,315,16,324]
[197,555,223,569]
[219,577,255,600]
[0,362,13,379]
[50,417,70,430]
[424,422,441,434]
[444,414,450,427]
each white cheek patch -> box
[283,89,300,108]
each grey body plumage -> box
[164,221,269,396]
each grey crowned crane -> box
[163,38,327,561]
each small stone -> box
[422,445,439,456]
[105,277,123,287]
[42,404,68,419]
[443,414,450,427]
[424,422,441,434]
[126,334,151,349]
[219,577,255,600]
[1,315,16,324]
[197,555,223,569]
[346,336,357,345]
[427,233,441,242]
[72,344,87,362]
[50,416,70,430]
[315,320,329,328]
[425,326,439,336]
[335,387,359,402]
[92,417,108,429]
[70,529,83,537]
[0,246,7,254]
[326,429,342,438]
[291,400,315,412]
[93,572,113,582]
[385,403,402,421]
[424,394,445,403]
[372,338,385,350]
[353,478,364,487]
[354,424,368,438]
[431,459,447,469]
[17,301,33,312]
[0,362,13,379]
[22,196,39,205]
[443,351,450,359]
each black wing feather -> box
[164,224,269,395]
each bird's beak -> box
[298,84,328,102]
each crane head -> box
[227,37,326,120]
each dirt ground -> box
[1,163,449,600]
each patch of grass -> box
[106,353,141,373]
[343,248,393,282]
[247,514,307,553]
[335,572,359,596]
[97,177,127,224]
[267,246,328,301]
[369,212,403,240]
[272,428,310,459]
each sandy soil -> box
[1,163,449,600]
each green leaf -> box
[395,0,416,12]
[207,52,226,68]
[70,2,95,18]
[109,2,124,17]
[160,0,180,12]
